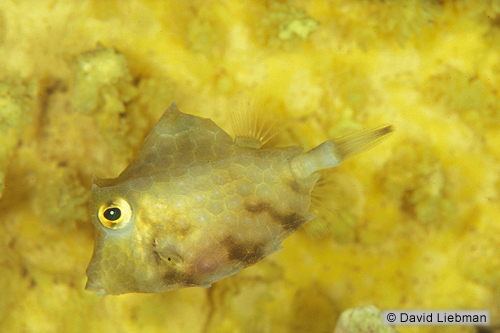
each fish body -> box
[86,102,392,295]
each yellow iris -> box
[97,198,132,229]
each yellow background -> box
[1,1,499,332]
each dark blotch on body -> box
[243,200,306,232]
[288,179,308,195]
[162,269,180,284]
[221,236,266,266]
[162,268,198,288]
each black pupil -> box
[104,207,121,221]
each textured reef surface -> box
[1,1,500,333]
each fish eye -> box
[97,198,132,229]
[104,207,121,221]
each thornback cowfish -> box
[85,102,392,295]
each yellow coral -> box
[253,0,319,50]
[0,0,500,332]
[71,46,140,155]
[0,77,37,199]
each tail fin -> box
[290,125,393,179]
[331,125,393,161]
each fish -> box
[85,102,392,295]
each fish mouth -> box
[85,278,108,296]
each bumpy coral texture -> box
[1,1,499,333]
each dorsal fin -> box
[96,102,234,187]
[229,100,278,149]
